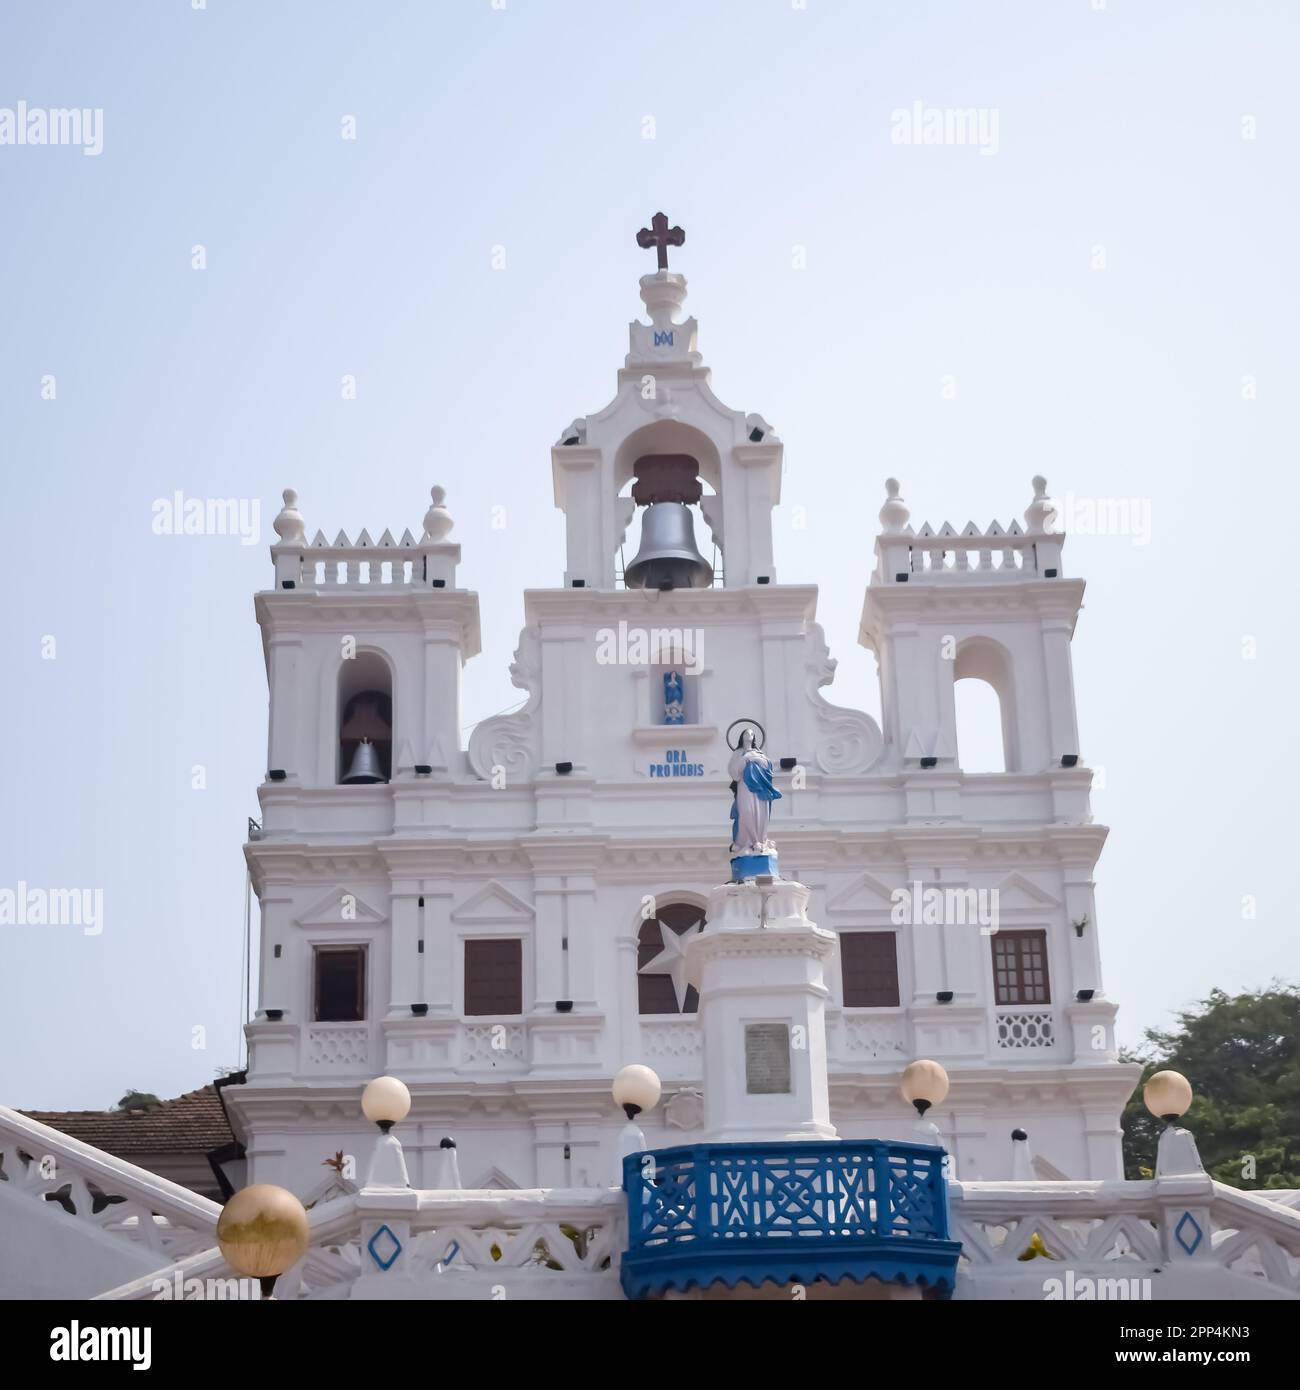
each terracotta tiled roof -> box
[22,1084,237,1156]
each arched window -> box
[953,638,1017,772]
[637,901,704,1014]
[337,651,393,784]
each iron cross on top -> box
[637,211,685,270]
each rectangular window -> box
[840,931,900,1008]
[314,945,366,1021]
[991,930,1051,1005]
[464,938,523,1016]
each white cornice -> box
[521,584,818,625]
[245,824,1105,896]
[860,578,1086,641]
[254,588,482,656]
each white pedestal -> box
[686,879,839,1144]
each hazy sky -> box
[2,1,1296,1108]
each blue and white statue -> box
[728,727,781,880]
[663,670,685,725]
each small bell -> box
[624,502,713,591]
[342,738,386,784]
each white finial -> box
[421,485,453,544]
[273,488,306,546]
[639,272,688,330]
[879,478,910,534]
[1024,475,1054,534]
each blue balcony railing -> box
[621,1139,961,1299]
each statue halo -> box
[725,718,767,751]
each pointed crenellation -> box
[267,485,463,591]
[872,477,1066,583]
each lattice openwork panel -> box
[640,1021,702,1059]
[305,1024,372,1068]
[955,1213,1162,1268]
[624,1140,951,1252]
[995,1009,1055,1049]
[461,1023,527,1067]
[841,1015,908,1060]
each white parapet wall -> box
[88,1174,1300,1302]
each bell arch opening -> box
[336,649,394,784]
[613,422,723,589]
[953,637,1018,773]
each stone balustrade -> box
[75,1145,1300,1301]
[0,1105,221,1298]
[951,1175,1300,1300]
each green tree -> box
[1121,985,1300,1188]
[115,1089,161,1112]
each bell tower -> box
[861,476,1083,778]
[550,213,782,591]
[471,212,884,789]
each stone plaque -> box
[745,1023,791,1095]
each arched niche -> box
[953,636,1018,773]
[336,649,394,784]
[635,896,707,1015]
[613,421,725,580]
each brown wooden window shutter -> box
[991,929,1051,1005]
[314,945,366,1021]
[839,931,900,1008]
[464,938,523,1016]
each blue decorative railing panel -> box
[621,1139,960,1298]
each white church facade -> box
[4,223,1298,1302]
[233,237,1131,1193]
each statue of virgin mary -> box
[728,728,781,858]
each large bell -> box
[342,737,386,784]
[624,502,713,591]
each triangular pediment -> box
[825,871,901,915]
[990,871,1061,910]
[296,887,387,927]
[451,880,534,924]
[1032,1153,1069,1182]
[473,1165,520,1190]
